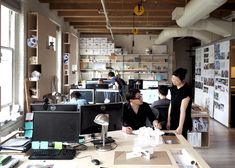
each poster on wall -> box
[195,48,204,105]
[213,40,230,127]
[195,45,215,117]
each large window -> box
[0,5,22,138]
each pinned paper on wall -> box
[54,142,62,150]
[24,130,33,138]
[25,113,34,121]
[40,141,49,149]
[31,141,40,149]
[24,122,33,130]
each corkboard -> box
[114,151,172,165]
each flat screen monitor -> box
[31,103,78,111]
[128,79,143,90]
[95,89,121,104]
[140,88,171,104]
[86,80,97,84]
[103,80,112,84]
[85,83,96,89]
[80,103,123,135]
[91,78,107,81]
[32,111,80,142]
[86,83,109,89]
[70,89,94,104]
[140,89,159,104]
[142,80,159,89]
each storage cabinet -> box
[188,104,210,148]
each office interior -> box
[0,0,235,167]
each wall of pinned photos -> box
[195,40,230,127]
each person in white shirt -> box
[67,91,88,110]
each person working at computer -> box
[66,91,88,110]
[122,89,158,134]
[151,85,170,130]
[167,68,192,139]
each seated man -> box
[66,91,88,110]
[122,89,158,134]
[151,85,170,130]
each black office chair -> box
[152,105,169,130]
[146,107,159,127]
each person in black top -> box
[107,71,127,90]
[167,68,192,139]
[151,85,170,130]
[122,89,158,134]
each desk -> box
[15,131,210,168]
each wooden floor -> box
[195,118,235,168]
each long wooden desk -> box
[14,131,210,168]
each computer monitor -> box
[91,78,107,81]
[32,111,80,142]
[85,83,96,89]
[80,103,123,135]
[140,88,171,104]
[70,89,94,104]
[142,80,159,89]
[86,83,109,89]
[86,80,97,84]
[128,79,143,90]
[31,103,78,111]
[95,89,121,104]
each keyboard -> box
[29,149,76,160]
[91,137,115,145]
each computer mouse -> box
[91,159,100,165]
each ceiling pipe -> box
[188,18,232,37]
[154,28,213,44]
[101,0,114,40]
[173,0,227,27]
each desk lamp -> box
[94,114,112,151]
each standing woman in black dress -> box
[167,68,192,139]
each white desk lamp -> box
[94,114,112,151]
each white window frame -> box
[0,4,23,140]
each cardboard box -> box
[152,45,168,54]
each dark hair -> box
[126,89,140,102]
[172,68,187,81]
[108,71,115,77]
[158,85,168,96]
[71,91,81,99]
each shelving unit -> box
[80,53,169,81]
[63,32,79,93]
[121,54,169,81]
[63,32,70,87]
[188,104,210,148]
[27,12,41,99]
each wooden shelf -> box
[188,104,210,148]
[27,12,39,99]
